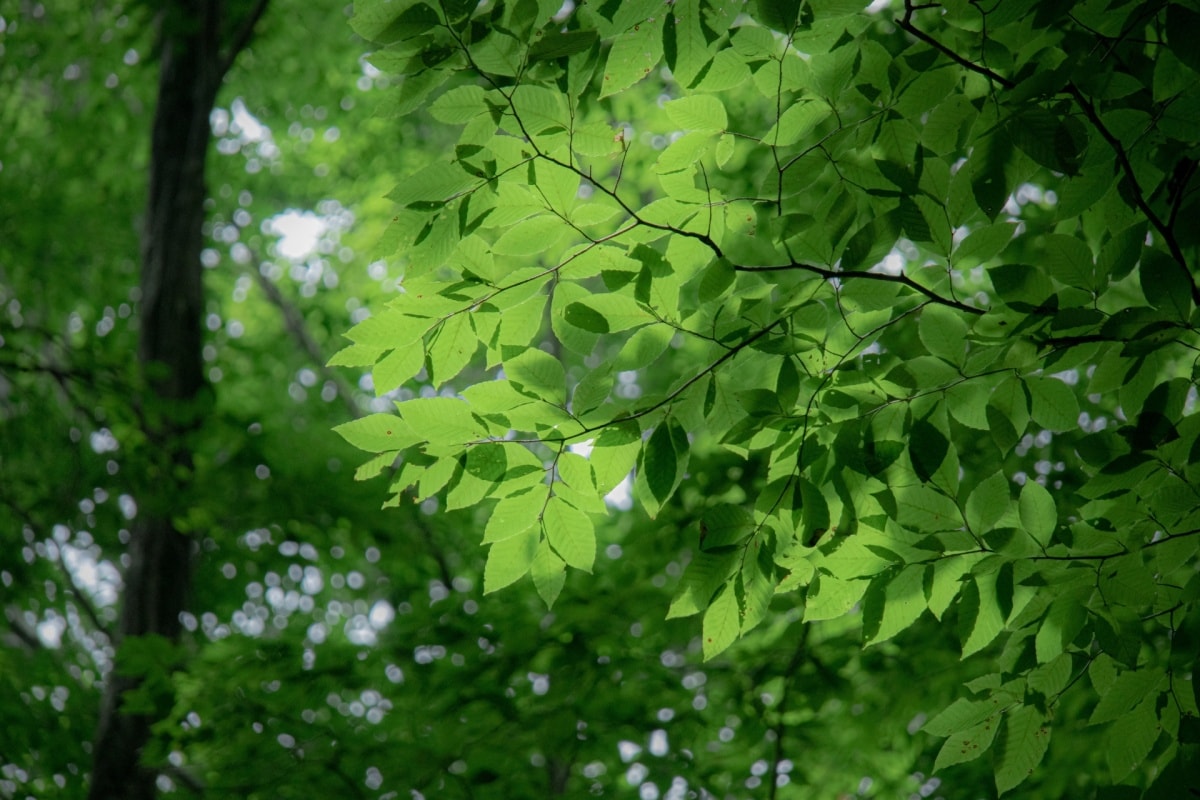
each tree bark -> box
[87,2,265,797]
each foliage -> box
[337,0,1200,796]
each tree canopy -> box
[334,0,1200,796]
[2,0,1198,799]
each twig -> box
[734,261,984,315]
[246,262,361,420]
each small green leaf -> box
[429,85,487,124]
[372,345,425,395]
[531,539,566,608]
[909,418,949,483]
[1034,596,1087,663]
[335,413,420,453]
[1018,480,1055,549]
[543,496,595,572]
[934,715,1000,772]
[863,564,926,646]
[398,396,485,443]
[702,582,740,660]
[959,572,1005,657]
[924,697,997,737]
[563,302,610,333]
[700,504,754,550]
[642,422,678,507]
[1024,376,1078,433]
[1089,666,1165,725]
[1104,694,1161,783]
[995,706,1051,795]
[483,526,540,593]
[504,348,566,404]
[600,17,664,97]
[664,95,727,131]
[483,489,545,543]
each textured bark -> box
[87,2,265,798]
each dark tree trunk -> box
[87,2,265,798]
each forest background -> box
[2,1,1199,799]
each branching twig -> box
[735,261,984,315]
[246,262,361,420]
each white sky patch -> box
[568,439,633,510]
[865,0,892,12]
[269,210,326,260]
[231,97,268,142]
[871,249,906,276]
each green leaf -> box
[664,95,727,131]
[600,17,664,98]
[754,0,802,31]
[572,365,613,415]
[641,422,679,508]
[702,582,740,660]
[372,344,425,395]
[1104,694,1161,783]
[428,313,478,388]
[483,489,546,543]
[953,222,1016,269]
[1034,595,1087,663]
[668,551,738,618]
[531,539,567,608]
[1024,376,1078,433]
[1140,248,1194,321]
[909,418,950,483]
[1018,480,1055,549]
[764,102,824,146]
[483,526,540,593]
[491,215,568,256]
[924,697,998,737]
[863,564,926,646]
[1041,233,1095,290]
[398,396,485,443]
[543,496,595,572]
[804,572,869,622]
[933,716,999,772]
[590,421,641,494]
[1089,666,1165,725]
[335,413,420,453]
[344,307,430,347]
[429,85,487,123]
[959,571,1006,657]
[562,301,610,334]
[662,0,707,86]
[700,504,754,550]
[504,348,565,404]
[995,706,1051,795]
[971,128,1013,221]
[529,28,599,62]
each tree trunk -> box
[87,2,263,797]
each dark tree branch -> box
[734,261,985,315]
[1065,85,1200,306]
[897,2,1014,90]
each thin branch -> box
[246,262,361,420]
[1064,85,1199,305]
[734,261,985,315]
[897,2,1014,90]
